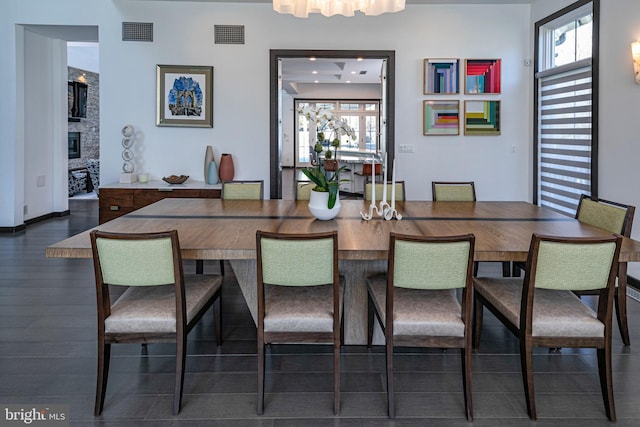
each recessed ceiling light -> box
[346,80,351,83]
[357,57,364,61]
[351,71,356,74]
[312,70,318,74]
[309,57,316,61]
[314,80,319,83]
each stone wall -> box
[68,66,99,169]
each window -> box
[534,0,598,216]
[294,99,380,165]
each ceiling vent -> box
[122,22,153,42]
[214,25,245,45]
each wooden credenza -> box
[98,181,222,224]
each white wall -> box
[2,1,531,226]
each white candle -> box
[390,158,396,210]
[381,152,387,204]
[370,159,376,202]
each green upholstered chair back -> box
[94,234,176,286]
[391,234,474,290]
[576,195,633,236]
[432,181,476,201]
[259,232,336,286]
[296,181,313,201]
[365,182,405,202]
[530,236,620,292]
[222,180,264,200]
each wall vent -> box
[214,25,245,44]
[122,22,153,42]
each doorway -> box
[269,49,395,199]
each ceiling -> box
[126,0,536,4]
[281,57,384,93]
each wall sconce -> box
[632,41,640,84]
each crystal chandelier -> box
[273,0,406,18]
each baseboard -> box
[0,210,71,233]
[0,224,26,233]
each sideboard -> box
[98,181,222,224]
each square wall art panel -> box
[424,58,460,94]
[464,100,500,135]
[423,100,460,136]
[465,59,501,94]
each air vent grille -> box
[214,25,245,45]
[122,22,153,42]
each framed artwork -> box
[423,58,459,94]
[423,100,460,136]
[156,65,213,127]
[464,100,501,135]
[465,59,501,94]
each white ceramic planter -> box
[308,189,341,220]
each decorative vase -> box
[308,189,341,220]
[207,161,219,185]
[204,145,214,181]
[219,153,235,181]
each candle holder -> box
[359,156,402,221]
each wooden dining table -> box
[46,198,640,344]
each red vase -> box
[218,153,235,181]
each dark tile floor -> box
[1,199,640,426]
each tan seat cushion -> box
[474,278,604,338]
[105,274,222,334]
[264,280,344,333]
[367,275,465,337]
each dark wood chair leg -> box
[461,347,473,421]
[334,340,340,415]
[214,293,222,347]
[386,339,395,418]
[219,260,225,275]
[94,341,110,416]
[173,334,187,415]
[520,337,536,420]
[367,292,374,347]
[195,259,204,274]
[473,261,479,277]
[615,278,630,346]
[597,346,616,421]
[257,342,265,415]
[472,296,483,350]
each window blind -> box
[537,59,593,216]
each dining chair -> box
[473,233,622,421]
[432,181,476,202]
[512,194,635,345]
[90,230,223,415]
[296,180,313,200]
[367,233,475,420]
[256,230,343,415]
[201,180,264,276]
[365,181,405,202]
[355,162,383,194]
[221,180,264,200]
[431,181,509,277]
[574,194,635,345]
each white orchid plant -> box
[297,106,356,209]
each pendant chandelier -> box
[273,0,406,18]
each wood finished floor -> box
[2,199,640,426]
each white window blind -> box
[537,59,592,216]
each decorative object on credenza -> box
[218,153,235,181]
[120,125,137,183]
[204,145,219,184]
[162,175,189,185]
[360,155,402,221]
[424,58,460,94]
[156,65,213,128]
[423,100,460,136]
[465,59,501,94]
[464,100,501,136]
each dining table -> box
[46,198,640,344]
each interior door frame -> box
[269,49,395,199]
